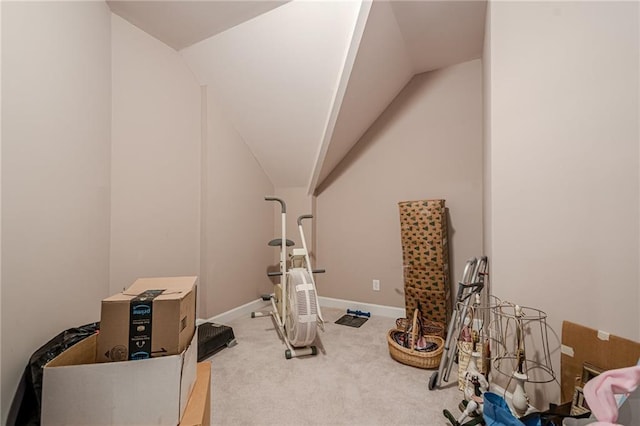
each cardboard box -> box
[41,330,198,426]
[180,362,212,426]
[404,287,450,326]
[98,276,197,362]
[398,200,451,324]
[560,321,640,403]
[404,264,450,292]
[398,199,449,266]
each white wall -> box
[486,0,639,406]
[201,88,275,317]
[482,6,492,295]
[316,59,484,308]
[110,14,201,296]
[1,1,4,414]
[1,2,111,422]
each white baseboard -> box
[197,296,405,325]
[197,297,271,325]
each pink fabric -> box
[587,423,620,426]
[583,365,640,425]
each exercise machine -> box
[252,196,325,359]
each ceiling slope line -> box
[307,0,373,196]
[308,0,416,194]
[181,0,364,188]
[107,1,290,51]
[204,85,278,188]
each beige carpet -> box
[204,305,466,425]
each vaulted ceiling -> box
[107,0,487,193]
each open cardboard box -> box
[41,330,197,425]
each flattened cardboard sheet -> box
[561,321,640,403]
[180,362,212,426]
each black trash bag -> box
[11,322,99,426]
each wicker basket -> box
[387,309,444,369]
[457,340,489,390]
[396,316,444,338]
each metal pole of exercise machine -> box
[265,196,287,325]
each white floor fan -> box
[252,197,325,359]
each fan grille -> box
[286,268,317,347]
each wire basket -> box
[490,302,555,385]
[388,309,444,369]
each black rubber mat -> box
[197,322,236,361]
[335,314,368,328]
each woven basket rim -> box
[395,317,444,337]
[387,329,444,355]
[387,328,444,369]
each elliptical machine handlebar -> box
[297,214,312,225]
[265,196,286,213]
[267,270,322,276]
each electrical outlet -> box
[372,279,380,291]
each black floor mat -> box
[335,314,368,328]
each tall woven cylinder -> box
[398,199,451,326]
